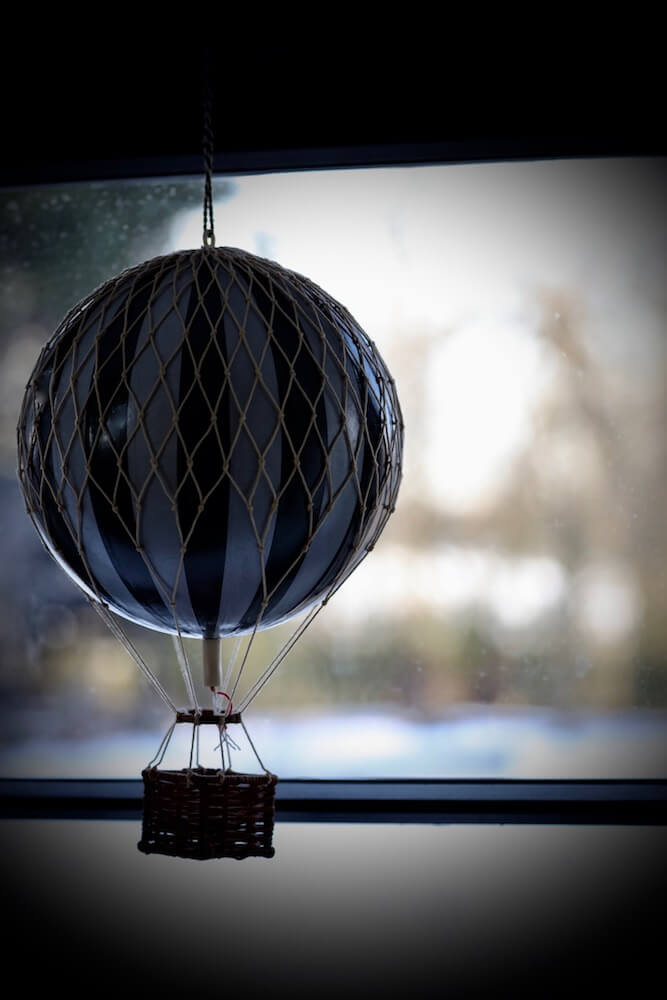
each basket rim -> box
[142,765,278,784]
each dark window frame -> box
[1,778,666,824]
[2,135,665,189]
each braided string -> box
[202,69,215,248]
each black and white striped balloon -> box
[17,248,403,639]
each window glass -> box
[1,159,666,778]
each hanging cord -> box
[214,721,241,772]
[234,603,324,714]
[146,719,177,769]
[91,600,178,714]
[202,67,215,248]
[172,631,201,714]
[240,717,272,775]
[188,720,201,769]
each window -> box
[1,156,666,779]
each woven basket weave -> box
[138,766,277,860]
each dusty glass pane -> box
[1,159,666,777]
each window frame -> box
[1,778,665,824]
[3,134,664,189]
[2,137,666,822]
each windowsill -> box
[2,777,666,824]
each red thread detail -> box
[210,686,233,713]
[215,690,233,712]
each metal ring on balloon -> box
[17,246,404,715]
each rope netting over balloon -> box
[17,246,404,746]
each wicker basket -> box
[138,766,278,860]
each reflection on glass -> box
[1,159,666,777]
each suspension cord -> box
[202,67,215,248]
[240,717,272,774]
[146,719,177,769]
[172,631,201,713]
[91,600,177,713]
[235,603,324,714]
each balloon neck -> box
[202,638,222,688]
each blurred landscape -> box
[1,159,666,778]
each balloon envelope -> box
[17,248,403,638]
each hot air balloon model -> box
[16,108,403,860]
